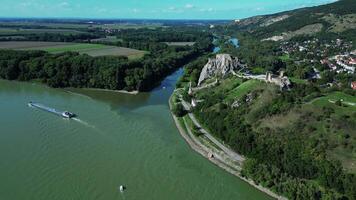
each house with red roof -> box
[351,82,356,90]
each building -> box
[351,82,356,90]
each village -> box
[280,38,356,89]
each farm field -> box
[0,41,146,59]
[0,28,85,36]
[90,36,123,43]
[0,22,164,30]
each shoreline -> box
[168,91,287,200]
[68,87,139,95]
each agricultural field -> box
[90,36,123,43]
[0,41,146,59]
[0,22,164,30]
[0,28,85,36]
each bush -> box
[172,103,187,117]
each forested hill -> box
[174,0,356,199]
[228,0,356,42]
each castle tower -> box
[188,82,193,96]
[266,72,272,82]
[279,70,285,78]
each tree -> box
[172,103,187,117]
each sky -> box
[0,0,338,20]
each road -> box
[181,100,245,162]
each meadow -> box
[0,41,146,59]
[0,28,85,36]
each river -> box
[0,69,272,200]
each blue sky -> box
[0,0,337,19]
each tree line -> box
[0,36,212,91]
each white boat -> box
[62,111,75,118]
[28,102,77,119]
[119,185,125,192]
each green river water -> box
[0,69,272,200]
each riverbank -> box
[169,89,287,200]
[68,87,139,95]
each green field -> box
[311,91,356,115]
[278,54,291,61]
[226,79,263,100]
[0,41,146,59]
[90,36,123,43]
[0,28,85,36]
[289,77,308,84]
[0,22,164,31]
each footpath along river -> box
[0,68,273,200]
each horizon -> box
[0,0,337,20]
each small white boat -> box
[119,185,125,192]
[61,111,76,118]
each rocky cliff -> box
[198,54,242,86]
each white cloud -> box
[254,7,264,11]
[185,4,194,9]
[20,2,32,7]
[132,8,140,13]
[168,6,176,11]
[199,8,214,12]
[96,8,107,13]
[58,2,69,7]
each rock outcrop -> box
[198,54,242,86]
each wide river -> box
[0,69,272,200]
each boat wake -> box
[72,118,96,129]
[29,102,103,134]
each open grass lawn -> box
[195,77,243,99]
[278,54,291,61]
[289,77,308,84]
[226,79,264,101]
[311,91,356,115]
[0,41,146,59]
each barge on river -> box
[28,102,76,118]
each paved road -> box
[181,100,245,162]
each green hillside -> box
[177,0,356,199]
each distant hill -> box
[233,0,356,42]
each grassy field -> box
[0,41,146,59]
[0,28,85,36]
[226,79,263,101]
[195,77,242,99]
[278,54,291,61]
[289,77,308,84]
[311,91,356,115]
[90,36,123,43]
